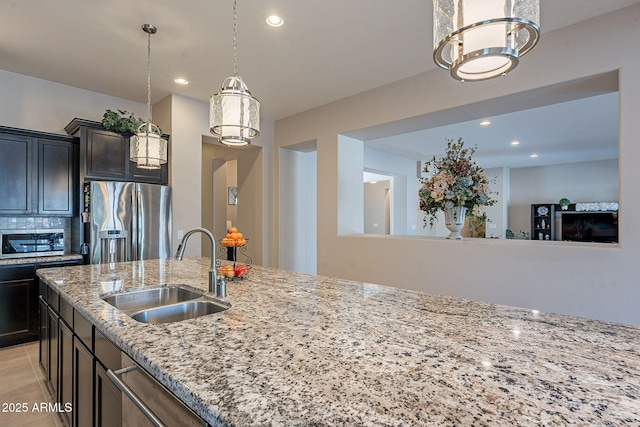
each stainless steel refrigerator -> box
[88,181,172,264]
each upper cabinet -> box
[38,139,75,215]
[0,132,33,215]
[82,127,128,180]
[65,118,169,185]
[0,127,77,216]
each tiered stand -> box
[216,240,252,280]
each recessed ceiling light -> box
[530,153,538,158]
[266,15,284,27]
[370,181,378,184]
[479,120,491,126]
[510,141,520,146]
[174,78,189,85]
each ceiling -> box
[365,91,619,170]
[1,0,639,122]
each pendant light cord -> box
[233,0,238,76]
[146,29,152,127]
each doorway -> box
[201,138,264,266]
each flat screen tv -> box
[561,212,618,243]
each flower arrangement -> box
[419,138,496,227]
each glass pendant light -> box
[433,0,540,82]
[130,24,168,169]
[210,0,260,147]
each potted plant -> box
[559,198,571,210]
[101,109,145,134]
[418,138,496,239]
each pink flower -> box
[431,190,445,202]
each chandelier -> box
[433,0,540,82]
[210,0,260,146]
[130,24,168,169]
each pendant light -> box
[130,24,168,169]
[433,0,540,82]
[210,0,260,146]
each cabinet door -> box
[0,265,38,348]
[46,306,59,398]
[38,139,75,216]
[84,128,127,180]
[95,363,122,427]
[74,336,94,427]
[39,297,49,375]
[0,133,34,214]
[59,320,73,427]
[128,159,168,184]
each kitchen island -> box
[37,257,640,426]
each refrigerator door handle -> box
[131,188,139,261]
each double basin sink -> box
[102,285,229,324]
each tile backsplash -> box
[0,216,68,230]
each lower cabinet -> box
[46,305,60,398]
[73,335,94,427]
[0,258,83,349]
[0,265,38,347]
[59,320,73,427]
[39,281,207,427]
[38,297,49,380]
[95,363,122,427]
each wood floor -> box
[0,341,62,427]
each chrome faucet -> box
[174,227,225,297]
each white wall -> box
[509,159,618,237]
[167,94,210,256]
[0,69,146,133]
[279,147,317,273]
[274,5,640,326]
[337,135,364,234]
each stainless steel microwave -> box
[0,229,64,259]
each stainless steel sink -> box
[101,285,229,324]
[102,285,202,312]
[130,301,228,324]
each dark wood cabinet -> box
[39,296,49,375]
[84,127,128,180]
[531,203,555,240]
[39,278,207,427]
[59,319,73,427]
[3,260,84,350]
[38,139,76,216]
[74,335,95,427]
[0,133,34,214]
[0,265,38,347]
[95,362,122,427]
[94,328,122,427]
[65,118,169,185]
[46,305,60,397]
[0,126,77,216]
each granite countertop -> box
[36,257,640,426]
[0,253,83,266]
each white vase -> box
[444,206,466,240]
